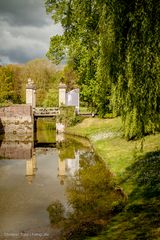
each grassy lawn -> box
[66,117,160,240]
[66,117,160,180]
[66,117,122,138]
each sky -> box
[0,0,63,65]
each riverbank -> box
[66,117,160,239]
[66,117,160,184]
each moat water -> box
[0,124,92,235]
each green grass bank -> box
[66,117,160,240]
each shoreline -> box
[65,117,160,239]
[65,117,160,185]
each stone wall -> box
[0,105,33,134]
[0,141,32,159]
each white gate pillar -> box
[26,78,36,108]
[59,83,67,107]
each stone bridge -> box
[0,79,80,134]
[33,107,60,117]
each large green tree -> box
[110,0,160,139]
[45,0,111,114]
[45,0,160,139]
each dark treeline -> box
[45,0,160,139]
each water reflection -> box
[0,130,93,234]
[0,134,32,160]
[56,134,90,185]
[57,134,79,185]
[0,133,36,184]
[26,151,37,184]
[0,133,88,185]
[48,141,126,240]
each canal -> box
[0,122,93,238]
[0,121,124,239]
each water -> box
[0,128,92,235]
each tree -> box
[62,65,78,91]
[0,58,63,107]
[21,58,61,106]
[0,66,21,105]
[110,0,160,138]
[45,0,103,111]
[45,0,160,138]
[8,64,25,103]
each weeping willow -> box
[111,0,160,139]
[45,0,160,139]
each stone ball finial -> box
[27,78,33,85]
[59,82,67,89]
[26,78,36,89]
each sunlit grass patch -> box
[66,117,122,137]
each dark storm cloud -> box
[0,48,35,64]
[0,0,48,27]
[0,0,63,64]
[0,41,45,64]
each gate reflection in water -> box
[0,130,92,233]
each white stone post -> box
[76,88,80,114]
[26,78,36,108]
[33,88,36,109]
[59,83,67,107]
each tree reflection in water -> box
[48,137,127,240]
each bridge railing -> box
[33,107,60,116]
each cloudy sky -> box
[0,0,63,65]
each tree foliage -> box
[0,58,62,107]
[0,66,21,105]
[111,0,160,139]
[63,155,125,239]
[21,58,60,106]
[46,0,160,139]
[45,0,102,111]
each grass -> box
[66,117,160,180]
[99,150,160,240]
[66,117,160,240]
[66,117,122,138]
[79,106,92,114]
